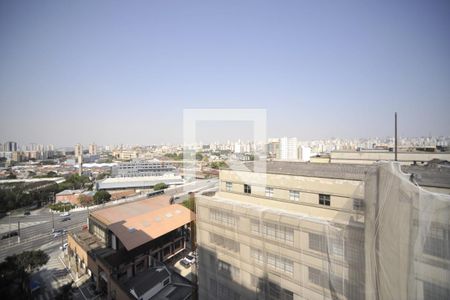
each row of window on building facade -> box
[225,181,364,211]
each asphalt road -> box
[0,210,88,261]
[0,179,218,261]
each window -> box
[215,280,240,300]
[244,184,251,194]
[329,238,344,257]
[250,247,264,263]
[289,190,299,201]
[319,194,330,206]
[218,259,240,278]
[261,221,294,245]
[163,278,170,286]
[210,233,240,253]
[308,267,345,295]
[225,181,232,192]
[265,187,273,198]
[210,278,217,294]
[353,199,364,211]
[423,281,450,300]
[258,279,294,300]
[210,209,237,227]
[309,232,327,253]
[308,267,323,286]
[424,224,450,260]
[251,219,260,234]
[266,252,293,275]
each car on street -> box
[60,217,71,222]
[60,243,68,251]
[180,258,191,268]
[1,231,19,240]
[24,211,31,216]
[60,212,70,217]
[53,229,67,238]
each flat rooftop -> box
[229,161,374,181]
[228,160,450,189]
[108,204,195,250]
[90,195,195,250]
[97,175,184,189]
[90,195,171,226]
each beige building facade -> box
[196,161,450,300]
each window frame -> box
[265,187,274,198]
[244,184,252,194]
[319,194,331,206]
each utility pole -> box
[395,112,398,161]
[52,211,55,233]
[7,212,11,246]
[18,221,20,243]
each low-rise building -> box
[96,175,183,191]
[67,195,195,300]
[330,149,450,165]
[55,189,86,205]
[112,160,177,178]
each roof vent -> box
[165,213,173,218]
[128,227,136,233]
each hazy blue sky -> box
[1,0,449,146]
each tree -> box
[78,194,93,207]
[55,281,74,300]
[6,173,16,179]
[47,171,58,177]
[210,161,228,169]
[182,193,196,212]
[0,250,49,298]
[153,182,168,191]
[93,190,111,205]
[195,152,203,161]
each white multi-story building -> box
[280,137,298,160]
[111,159,176,178]
[298,146,311,162]
[74,143,83,158]
[89,143,97,155]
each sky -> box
[0,0,449,146]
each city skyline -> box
[1,0,450,144]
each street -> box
[0,179,218,261]
[0,179,217,299]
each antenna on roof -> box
[395,112,398,161]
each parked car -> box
[24,211,31,216]
[53,229,66,238]
[60,212,70,217]
[1,231,18,240]
[180,258,191,268]
[60,243,68,251]
[184,253,195,265]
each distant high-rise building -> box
[298,146,311,162]
[267,139,280,158]
[280,137,298,160]
[74,143,83,157]
[5,141,17,152]
[234,141,242,153]
[89,143,97,155]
